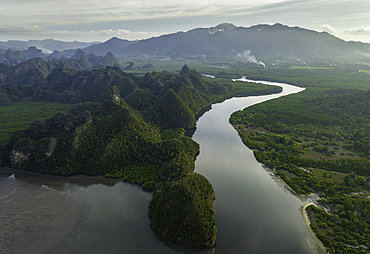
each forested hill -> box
[0,53,118,106]
[0,63,281,174]
[0,50,118,81]
[28,65,232,129]
[1,85,218,248]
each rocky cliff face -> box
[7,111,93,170]
[10,137,57,168]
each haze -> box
[1,0,370,43]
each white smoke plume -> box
[236,50,265,68]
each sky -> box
[1,0,370,43]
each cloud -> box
[95,29,132,36]
[343,25,370,35]
[320,24,338,34]
[0,24,165,41]
[320,24,370,36]
[0,25,44,34]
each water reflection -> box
[193,80,318,254]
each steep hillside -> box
[1,86,217,248]
[30,65,232,130]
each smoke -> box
[236,50,265,68]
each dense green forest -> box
[0,61,281,146]
[230,68,370,253]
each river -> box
[0,78,322,254]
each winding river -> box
[0,79,322,254]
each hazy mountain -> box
[2,23,370,65]
[116,23,370,63]
[0,39,99,53]
[21,46,44,59]
[0,52,119,86]
[80,37,136,56]
[44,50,63,60]
[1,49,28,65]
[55,23,365,64]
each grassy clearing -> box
[299,138,361,161]
[359,70,370,74]
[310,168,346,183]
[0,100,72,145]
[291,66,334,70]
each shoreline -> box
[0,166,109,179]
[271,166,316,198]
[262,165,327,253]
[270,165,327,253]
[302,202,328,254]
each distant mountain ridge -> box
[0,39,99,52]
[116,23,370,63]
[0,49,118,69]
[1,23,370,65]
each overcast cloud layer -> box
[1,0,370,43]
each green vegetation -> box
[230,67,370,253]
[149,173,216,247]
[241,68,370,89]
[0,100,72,145]
[105,163,162,191]
[359,70,370,74]
[291,66,334,70]
[160,128,185,141]
[208,78,282,102]
[307,193,370,254]
[0,62,281,148]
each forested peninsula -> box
[0,59,282,248]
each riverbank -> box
[303,202,328,254]
[271,166,316,198]
[0,166,122,188]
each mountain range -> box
[1,23,370,65]
[0,39,98,53]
